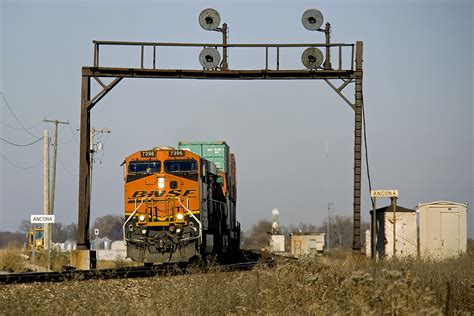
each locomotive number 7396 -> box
[169,150,185,157]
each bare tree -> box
[17,219,31,235]
[288,222,319,234]
[241,219,272,250]
[64,223,78,241]
[92,215,124,240]
[319,215,370,249]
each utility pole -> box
[44,118,69,216]
[391,196,398,258]
[44,119,69,271]
[43,129,50,251]
[327,202,333,251]
[89,128,111,193]
[371,197,377,259]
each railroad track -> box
[0,258,273,285]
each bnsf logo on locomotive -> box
[128,189,196,202]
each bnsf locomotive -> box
[123,141,239,264]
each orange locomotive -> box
[123,145,240,264]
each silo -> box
[103,237,112,250]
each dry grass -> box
[0,247,27,272]
[0,243,473,314]
[34,248,70,271]
[0,247,141,272]
[0,247,71,272]
[96,259,141,269]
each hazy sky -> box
[1,0,472,238]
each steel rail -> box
[0,258,273,285]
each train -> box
[122,141,240,264]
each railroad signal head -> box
[199,8,221,31]
[199,47,221,69]
[302,9,324,31]
[301,47,323,69]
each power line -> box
[45,122,68,135]
[0,136,44,147]
[68,124,80,146]
[0,120,42,131]
[57,130,76,145]
[0,91,41,140]
[362,96,375,209]
[45,122,73,145]
[0,152,42,170]
[57,155,78,177]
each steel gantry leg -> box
[77,75,92,251]
[323,42,364,252]
[75,74,122,269]
[352,41,363,251]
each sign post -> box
[31,215,55,270]
[369,190,399,259]
[31,224,36,271]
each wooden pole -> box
[371,197,376,259]
[44,119,69,216]
[392,197,397,257]
[43,130,50,251]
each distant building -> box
[269,235,285,252]
[290,233,325,258]
[63,240,77,251]
[97,240,127,260]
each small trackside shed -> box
[367,205,417,258]
[417,201,468,259]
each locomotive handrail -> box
[123,198,145,243]
[178,197,202,244]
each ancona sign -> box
[370,190,399,198]
[31,215,55,224]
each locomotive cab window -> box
[164,159,198,180]
[128,161,161,174]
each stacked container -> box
[178,141,238,240]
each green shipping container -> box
[178,141,229,173]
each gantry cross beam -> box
[77,40,363,258]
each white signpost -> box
[370,190,398,198]
[31,214,55,270]
[31,215,55,223]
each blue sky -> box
[1,0,472,238]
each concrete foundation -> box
[70,250,97,270]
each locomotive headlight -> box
[139,215,146,222]
[176,213,184,221]
[158,177,165,189]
